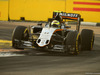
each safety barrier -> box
[0,0,100,22]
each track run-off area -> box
[0,21,100,75]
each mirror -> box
[37,23,42,26]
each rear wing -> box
[52,11,84,32]
[53,11,83,21]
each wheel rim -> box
[23,28,29,41]
[91,33,94,50]
[66,45,77,54]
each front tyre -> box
[65,31,80,55]
[12,26,29,49]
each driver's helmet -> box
[51,20,60,27]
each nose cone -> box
[36,28,56,47]
[37,39,49,47]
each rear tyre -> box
[81,29,94,51]
[65,31,80,55]
[12,26,29,49]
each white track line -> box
[0,52,25,57]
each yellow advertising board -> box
[0,0,8,21]
[0,0,100,22]
[66,0,100,22]
[9,0,65,21]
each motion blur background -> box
[0,0,100,22]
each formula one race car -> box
[12,11,95,55]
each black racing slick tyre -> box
[81,29,94,51]
[12,26,29,49]
[65,31,80,55]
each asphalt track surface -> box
[0,21,100,75]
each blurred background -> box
[0,0,100,22]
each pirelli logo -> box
[73,1,100,12]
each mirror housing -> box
[37,23,42,26]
